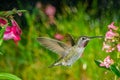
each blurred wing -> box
[65,34,75,46]
[37,37,70,56]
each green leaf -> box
[0,51,3,55]
[0,73,21,80]
[110,65,120,77]
[94,60,101,66]
[0,25,6,46]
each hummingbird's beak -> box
[89,36,104,39]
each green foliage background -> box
[0,1,120,80]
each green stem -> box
[117,52,119,58]
[114,75,117,80]
[115,52,119,79]
[0,9,27,17]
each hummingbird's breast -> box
[62,46,85,66]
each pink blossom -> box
[54,33,64,40]
[117,44,120,52]
[3,19,22,44]
[106,48,115,53]
[102,42,115,52]
[108,22,118,30]
[100,56,114,68]
[102,42,111,50]
[0,17,7,26]
[45,4,56,24]
[105,29,116,39]
[45,4,56,16]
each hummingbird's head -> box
[77,36,90,47]
[77,36,104,47]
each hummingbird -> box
[37,35,103,67]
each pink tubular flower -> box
[100,56,114,68]
[105,29,117,39]
[54,33,64,40]
[108,22,118,30]
[3,19,22,44]
[117,44,120,52]
[0,17,7,26]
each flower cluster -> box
[0,17,22,44]
[102,22,120,52]
[100,56,114,68]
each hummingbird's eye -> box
[81,37,85,40]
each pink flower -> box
[106,48,115,53]
[54,33,64,40]
[3,19,22,44]
[45,4,56,24]
[100,56,114,68]
[117,44,120,52]
[105,29,116,39]
[102,42,111,50]
[45,4,56,16]
[0,17,7,26]
[102,42,114,52]
[108,22,118,30]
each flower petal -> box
[0,17,7,26]
[108,22,118,30]
[100,56,114,68]
[11,19,22,35]
[54,33,64,40]
[105,29,116,39]
[3,19,22,44]
[117,44,120,52]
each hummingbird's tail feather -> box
[48,62,62,68]
[48,64,54,68]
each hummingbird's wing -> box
[37,37,70,56]
[65,34,75,46]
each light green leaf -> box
[0,73,21,80]
[0,25,6,46]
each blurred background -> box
[0,0,120,80]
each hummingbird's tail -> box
[48,57,63,68]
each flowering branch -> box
[0,8,27,80]
[0,9,27,45]
[95,22,120,77]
